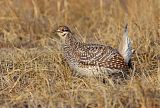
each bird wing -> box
[74,43,128,69]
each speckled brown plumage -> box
[56,26,132,76]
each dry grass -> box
[0,0,159,108]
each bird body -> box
[56,26,132,76]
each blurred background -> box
[0,0,159,48]
[0,0,159,108]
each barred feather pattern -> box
[63,33,129,76]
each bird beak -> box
[57,29,61,32]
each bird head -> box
[55,26,71,41]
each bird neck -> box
[64,33,78,46]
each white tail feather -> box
[119,24,132,64]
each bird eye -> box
[62,28,68,32]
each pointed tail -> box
[119,24,132,68]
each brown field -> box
[0,0,159,108]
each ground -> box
[0,0,159,108]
